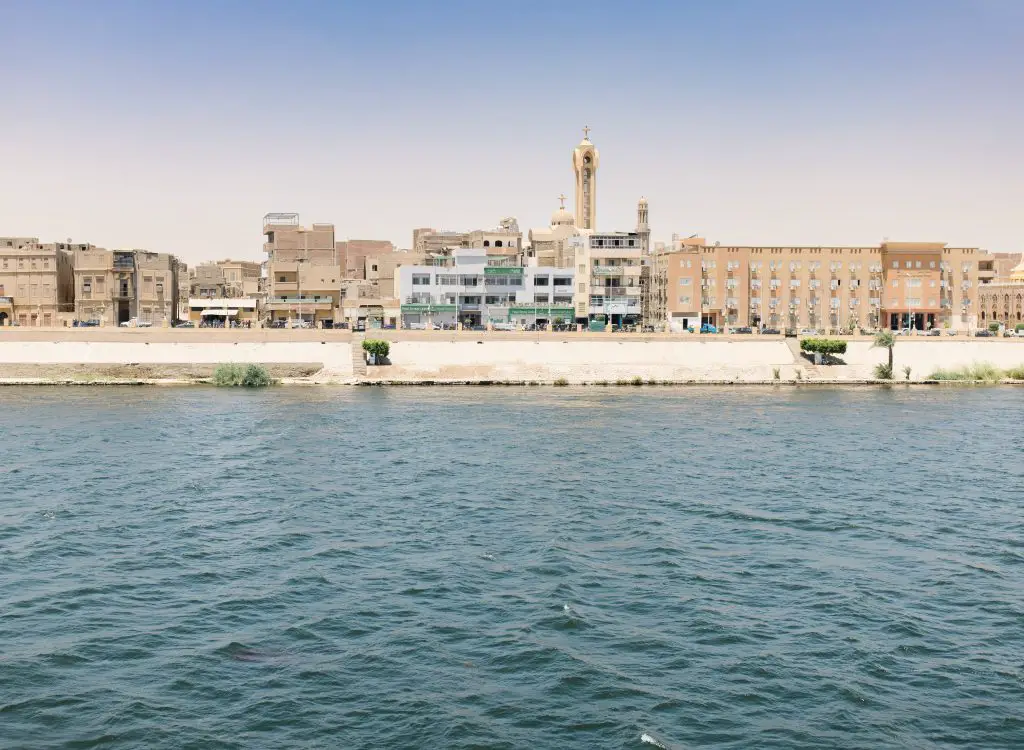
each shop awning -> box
[200,309,239,316]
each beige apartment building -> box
[566,232,644,324]
[263,213,339,326]
[191,259,262,298]
[413,228,468,255]
[661,240,993,332]
[0,237,75,326]
[336,239,396,279]
[74,247,183,326]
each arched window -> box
[483,241,490,247]
[981,311,986,320]
[495,240,503,248]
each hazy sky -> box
[2,0,1021,264]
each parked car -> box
[700,323,718,334]
[733,326,753,334]
[269,320,286,329]
[174,321,195,328]
[407,322,427,330]
[760,327,781,335]
[74,319,101,327]
[975,330,993,337]
[926,328,941,336]
[492,322,516,331]
[945,329,959,336]
[799,328,820,336]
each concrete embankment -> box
[1,331,1023,384]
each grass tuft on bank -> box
[928,362,1006,382]
[213,363,274,388]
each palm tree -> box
[872,330,895,379]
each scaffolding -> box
[641,247,668,330]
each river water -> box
[1,386,1022,749]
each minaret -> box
[572,126,599,231]
[637,196,650,254]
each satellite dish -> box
[714,241,720,247]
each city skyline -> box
[2,0,1022,264]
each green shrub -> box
[1005,365,1024,380]
[213,363,273,387]
[362,339,390,360]
[988,322,1001,333]
[800,338,848,355]
[615,378,629,386]
[873,363,893,379]
[596,380,609,386]
[772,367,781,380]
[213,363,245,387]
[553,377,568,387]
[630,376,643,386]
[241,364,273,388]
[1016,324,1024,332]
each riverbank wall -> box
[1,332,1024,384]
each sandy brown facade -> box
[663,241,993,331]
[0,237,75,326]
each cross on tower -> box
[558,193,566,209]
[582,125,591,140]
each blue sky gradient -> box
[1,0,1021,263]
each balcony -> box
[266,296,333,310]
[273,281,299,292]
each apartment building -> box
[190,259,262,298]
[662,241,992,332]
[398,249,574,328]
[0,237,74,326]
[336,239,396,279]
[413,219,522,260]
[74,247,182,326]
[567,232,644,326]
[263,213,339,326]
[413,228,467,255]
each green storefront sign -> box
[483,266,524,275]
[508,307,575,317]
[401,304,456,313]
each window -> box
[929,261,936,269]
[534,276,549,286]
[892,261,899,269]
[83,279,92,295]
[495,240,503,248]
[905,261,911,269]
[372,265,378,272]
[678,295,691,304]
[679,278,691,286]
[412,274,431,286]
[915,261,922,269]
[156,283,164,295]
[43,258,50,269]
[578,283,586,293]
[892,279,899,288]
[278,276,287,282]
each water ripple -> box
[0,385,1022,748]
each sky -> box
[1,0,1022,264]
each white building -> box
[397,249,575,328]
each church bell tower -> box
[572,126,599,231]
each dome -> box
[1010,257,1024,282]
[551,208,575,227]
